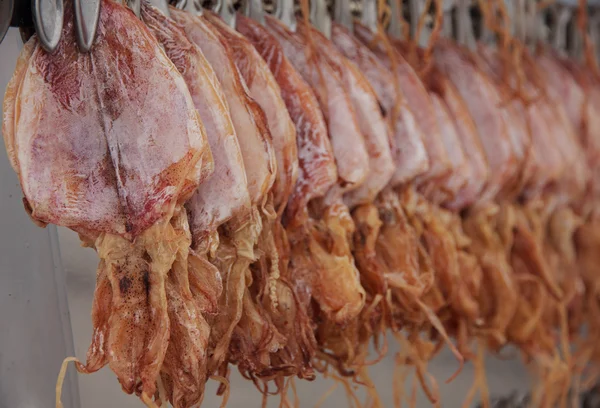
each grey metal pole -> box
[0,29,81,408]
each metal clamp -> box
[274,0,296,31]
[333,0,353,31]
[310,0,331,37]
[2,0,101,53]
[176,0,203,16]
[361,0,377,32]
[74,0,100,51]
[0,0,15,44]
[456,0,475,49]
[244,0,265,25]
[389,0,405,38]
[32,0,64,52]
[214,0,236,27]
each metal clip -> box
[333,0,353,31]
[552,5,572,52]
[148,0,170,17]
[74,0,100,51]
[0,0,15,44]
[590,9,600,61]
[411,0,430,46]
[274,0,296,31]
[310,0,330,37]
[127,0,141,18]
[32,0,64,52]
[389,0,405,38]
[440,0,454,39]
[568,4,583,59]
[361,0,377,32]
[244,0,265,25]
[214,0,236,28]
[176,0,203,16]
[456,0,475,49]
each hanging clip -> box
[408,0,421,41]
[127,0,141,18]
[176,0,203,16]
[553,5,573,52]
[361,0,378,32]
[456,0,475,49]
[333,0,353,31]
[244,0,265,24]
[74,0,100,51]
[32,0,64,52]
[148,0,170,17]
[215,0,236,27]
[0,0,14,44]
[310,0,331,37]
[389,0,406,38]
[274,0,296,31]
[440,0,454,39]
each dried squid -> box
[3,0,213,405]
[168,8,279,382]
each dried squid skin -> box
[330,22,429,187]
[433,40,516,205]
[235,13,335,378]
[530,53,592,204]
[141,3,249,244]
[3,0,212,403]
[476,46,564,202]
[537,49,600,203]
[264,15,369,195]
[352,23,452,188]
[263,15,367,325]
[426,93,469,205]
[235,13,337,227]
[204,11,298,214]
[297,22,395,207]
[205,12,306,378]
[437,79,489,210]
[170,8,276,205]
[293,25,394,356]
[5,0,211,242]
[170,8,281,378]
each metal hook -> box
[440,0,454,39]
[0,0,15,44]
[408,0,420,41]
[456,0,475,49]
[389,0,405,38]
[411,0,431,46]
[127,0,141,17]
[333,0,353,31]
[527,0,546,48]
[274,0,296,31]
[148,0,170,17]
[32,0,64,52]
[74,0,100,51]
[1,0,102,52]
[310,0,331,37]
[214,0,236,27]
[568,3,583,59]
[244,0,265,24]
[590,9,600,63]
[553,5,572,51]
[361,0,377,32]
[176,0,203,16]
